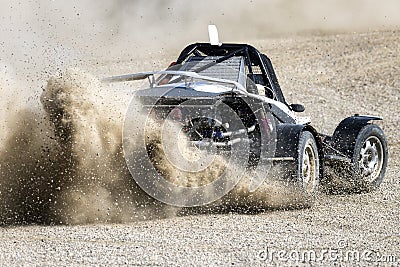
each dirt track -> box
[1,30,399,266]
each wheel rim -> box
[302,141,317,191]
[358,136,384,183]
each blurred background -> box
[1,0,399,69]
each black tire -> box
[296,131,320,195]
[351,124,388,191]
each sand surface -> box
[1,30,399,266]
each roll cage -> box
[176,43,288,105]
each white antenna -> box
[208,25,221,46]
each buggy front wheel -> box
[352,124,388,191]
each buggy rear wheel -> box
[297,131,319,195]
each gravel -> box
[1,29,399,266]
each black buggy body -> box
[105,42,388,195]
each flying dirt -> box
[0,0,399,265]
[0,29,398,265]
[0,66,312,225]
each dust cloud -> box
[0,1,398,224]
[0,69,174,224]
[0,67,311,224]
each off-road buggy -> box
[104,27,388,200]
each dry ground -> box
[0,30,399,266]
